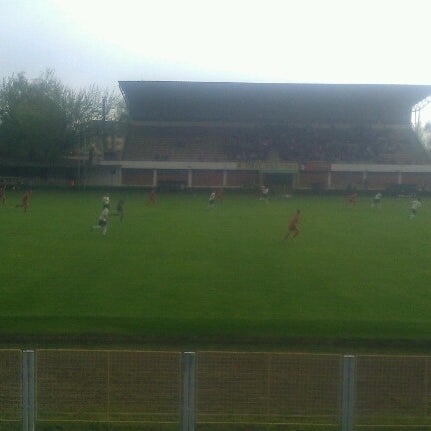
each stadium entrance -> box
[262,172,295,193]
[259,162,298,193]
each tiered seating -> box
[123,126,230,162]
[123,124,428,164]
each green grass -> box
[1,189,431,347]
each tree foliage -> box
[0,70,126,161]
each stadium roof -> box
[119,81,431,125]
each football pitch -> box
[1,188,431,349]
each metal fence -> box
[196,351,342,428]
[0,350,21,423]
[3,350,431,430]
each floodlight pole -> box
[101,96,107,160]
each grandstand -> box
[109,82,431,190]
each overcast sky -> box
[2,0,431,92]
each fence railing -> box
[3,349,431,430]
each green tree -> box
[0,70,126,161]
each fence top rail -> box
[198,350,343,357]
[357,353,431,359]
[36,348,182,354]
[12,349,431,359]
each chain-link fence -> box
[0,349,21,430]
[4,350,431,430]
[196,351,341,428]
[356,354,431,428]
[37,349,182,425]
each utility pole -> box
[101,95,107,160]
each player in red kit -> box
[284,209,301,241]
[0,185,6,204]
[148,189,157,205]
[16,190,31,213]
[346,193,358,206]
[215,188,224,203]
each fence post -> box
[182,352,196,431]
[22,350,35,431]
[341,355,356,431]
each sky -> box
[1,0,431,119]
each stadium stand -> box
[120,82,430,164]
[123,123,427,165]
[111,82,431,190]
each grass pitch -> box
[1,189,431,346]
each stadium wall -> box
[122,168,154,186]
[85,165,122,186]
[8,161,431,191]
[92,161,431,192]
